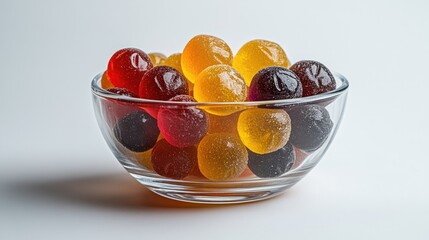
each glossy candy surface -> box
[157,95,208,148]
[248,142,295,178]
[101,71,114,89]
[237,109,291,154]
[107,48,153,95]
[233,40,291,86]
[198,133,248,181]
[288,105,333,152]
[193,65,247,116]
[113,111,159,152]
[182,35,233,83]
[290,60,336,97]
[139,66,188,100]
[151,139,197,179]
[163,53,194,94]
[148,52,167,66]
[249,66,302,101]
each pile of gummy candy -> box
[99,34,336,181]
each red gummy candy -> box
[107,48,153,96]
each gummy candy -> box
[193,65,247,116]
[163,53,194,95]
[290,60,336,97]
[157,95,208,148]
[101,71,114,89]
[107,48,153,96]
[291,146,308,170]
[207,112,240,135]
[248,142,295,178]
[113,110,159,152]
[139,66,188,101]
[182,35,233,83]
[106,87,137,97]
[198,133,248,181]
[163,53,183,75]
[148,52,166,66]
[101,88,139,127]
[135,149,153,170]
[288,105,333,152]
[238,167,254,178]
[233,40,291,86]
[237,108,291,154]
[151,139,197,179]
[248,66,302,101]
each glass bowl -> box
[91,72,348,204]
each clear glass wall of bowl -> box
[91,73,348,203]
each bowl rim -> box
[91,71,349,106]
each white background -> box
[1,0,428,239]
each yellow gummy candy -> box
[148,52,166,66]
[193,65,247,116]
[198,133,248,181]
[233,39,291,86]
[237,108,291,154]
[182,35,233,83]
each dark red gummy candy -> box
[157,95,208,148]
[139,66,188,100]
[106,87,138,98]
[151,139,197,179]
[289,60,336,97]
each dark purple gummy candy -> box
[113,110,159,152]
[288,105,333,152]
[249,66,302,101]
[248,142,295,178]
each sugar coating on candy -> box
[290,60,336,97]
[106,87,138,97]
[248,142,295,178]
[148,52,167,66]
[107,48,153,96]
[193,65,247,116]
[198,133,248,181]
[113,110,159,152]
[288,105,333,152]
[237,109,291,154]
[182,35,233,83]
[151,139,197,179]
[157,95,208,148]
[249,66,302,101]
[139,66,188,100]
[233,40,291,86]
[101,71,114,89]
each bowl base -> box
[129,172,304,204]
[147,186,289,204]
